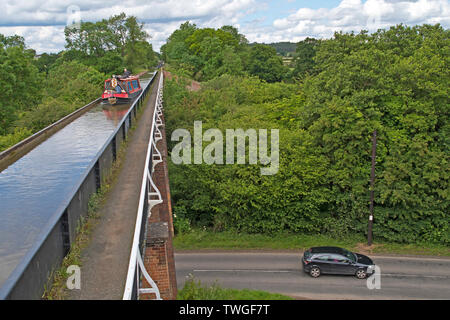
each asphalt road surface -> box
[175,251,450,300]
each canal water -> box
[0,73,153,288]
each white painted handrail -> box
[123,70,165,300]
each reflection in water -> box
[102,105,131,126]
[0,73,152,288]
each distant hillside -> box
[249,41,297,56]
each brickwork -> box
[141,243,170,300]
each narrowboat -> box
[102,75,142,105]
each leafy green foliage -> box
[0,39,104,151]
[300,24,449,243]
[165,24,449,245]
[0,37,43,135]
[0,12,157,152]
[64,12,157,74]
[97,51,124,75]
[173,206,192,235]
[0,34,26,48]
[292,37,320,79]
[246,44,288,82]
[17,61,104,132]
[162,23,288,82]
[161,22,197,71]
[0,127,33,151]
[33,52,60,74]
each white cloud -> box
[1,0,449,53]
[2,0,256,26]
[268,0,450,43]
[0,26,66,53]
[2,0,256,53]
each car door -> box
[327,254,353,275]
[313,254,333,273]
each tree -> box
[164,23,449,244]
[18,61,104,132]
[220,25,248,46]
[293,37,320,78]
[64,13,155,73]
[214,45,244,77]
[0,34,25,48]
[123,15,151,70]
[124,40,157,71]
[163,23,248,80]
[33,52,60,74]
[0,37,42,135]
[246,44,287,82]
[299,24,449,242]
[161,21,197,65]
[97,51,123,75]
[44,60,103,101]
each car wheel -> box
[310,266,321,278]
[356,269,367,279]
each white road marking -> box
[381,273,450,279]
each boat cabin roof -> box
[105,76,140,82]
[104,76,141,93]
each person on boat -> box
[122,68,131,78]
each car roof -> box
[309,246,347,254]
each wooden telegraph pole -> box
[368,130,377,246]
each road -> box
[175,251,450,300]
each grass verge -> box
[177,275,292,300]
[42,77,156,300]
[173,229,450,257]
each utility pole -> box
[368,130,377,246]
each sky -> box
[1,0,449,54]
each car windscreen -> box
[341,248,357,262]
[304,250,312,259]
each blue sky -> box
[1,0,449,53]
[245,0,342,25]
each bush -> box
[16,61,105,132]
[173,206,192,235]
[0,127,33,152]
[165,24,449,245]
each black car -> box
[302,246,375,279]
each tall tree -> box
[64,13,155,74]
[246,44,287,82]
[0,36,42,135]
[293,37,320,78]
[161,21,197,65]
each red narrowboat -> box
[102,75,142,105]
